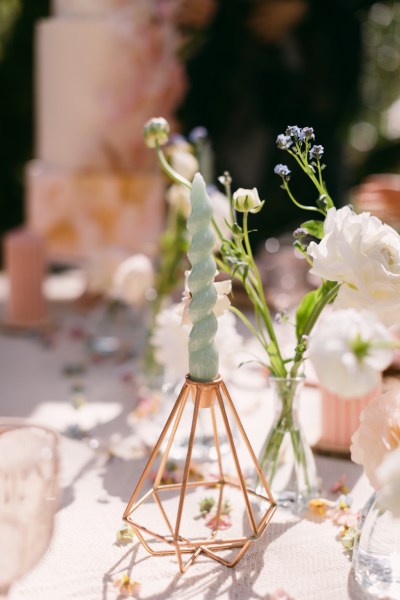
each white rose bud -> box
[143,117,170,148]
[232,187,263,213]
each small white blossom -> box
[308,309,393,398]
[232,187,263,213]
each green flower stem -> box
[242,212,255,264]
[258,379,312,495]
[262,428,284,482]
[259,386,295,485]
[155,144,192,189]
[230,306,270,359]
[241,212,287,376]
[212,216,224,244]
[301,282,341,337]
[288,147,333,208]
[316,162,325,193]
[282,179,325,215]
[290,428,311,492]
[225,177,236,225]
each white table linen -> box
[0,283,374,600]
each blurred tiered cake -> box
[26,0,186,263]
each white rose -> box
[376,446,400,517]
[171,150,199,181]
[111,254,154,305]
[166,184,191,217]
[308,206,400,327]
[232,187,263,213]
[308,309,393,398]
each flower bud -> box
[274,164,291,180]
[218,171,232,187]
[276,134,292,150]
[232,187,263,213]
[143,117,170,148]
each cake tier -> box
[26,161,165,263]
[53,0,130,17]
[35,9,185,170]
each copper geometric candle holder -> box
[123,374,277,573]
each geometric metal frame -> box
[123,374,277,573]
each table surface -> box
[0,274,377,600]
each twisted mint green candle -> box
[187,173,219,381]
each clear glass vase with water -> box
[353,494,400,598]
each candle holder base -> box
[123,375,276,573]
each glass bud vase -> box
[256,376,318,511]
[353,495,400,598]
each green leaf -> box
[300,219,324,240]
[295,280,338,342]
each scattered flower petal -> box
[335,494,353,510]
[330,474,349,494]
[308,498,331,517]
[341,526,360,553]
[266,588,296,600]
[199,497,215,517]
[113,573,141,597]
[205,513,232,530]
[116,524,135,545]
